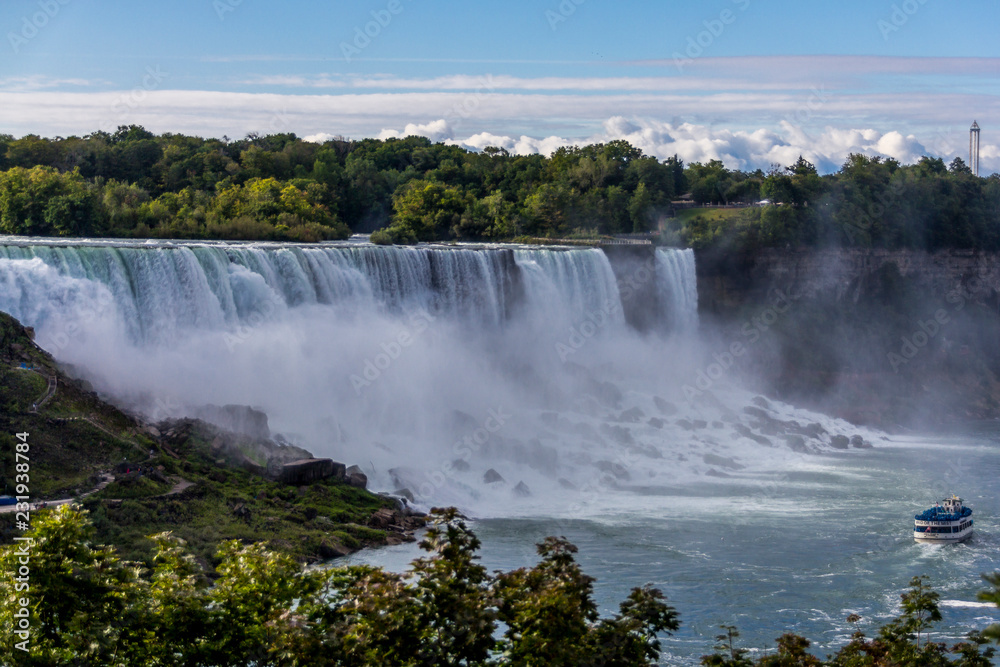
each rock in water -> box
[850,435,872,448]
[483,468,505,484]
[830,435,850,449]
[513,481,531,497]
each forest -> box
[1,504,998,666]
[1,126,998,251]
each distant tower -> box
[970,121,980,176]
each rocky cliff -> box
[698,248,1000,313]
[695,248,1000,428]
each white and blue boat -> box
[914,495,973,543]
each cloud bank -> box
[361,117,987,174]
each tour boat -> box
[914,495,973,543]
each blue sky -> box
[2,0,999,172]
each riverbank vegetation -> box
[1,127,997,249]
[1,505,997,666]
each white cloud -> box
[378,119,452,143]
[374,116,966,174]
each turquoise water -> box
[348,426,1000,664]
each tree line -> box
[1,504,999,666]
[0,126,998,251]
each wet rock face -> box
[196,404,271,440]
[483,468,505,484]
[830,435,850,449]
[277,458,346,485]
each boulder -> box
[277,458,345,485]
[648,417,665,429]
[830,435,850,449]
[483,468,505,484]
[317,539,353,560]
[346,465,368,489]
[513,481,531,497]
[850,435,872,448]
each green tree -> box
[978,572,1000,644]
[390,179,469,241]
[0,505,148,665]
[409,508,496,666]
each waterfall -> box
[513,248,624,328]
[656,248,699,333]
[0,237,873,521]
[0,243,529,344]
[0,242,693,347]
[0,239,731,511]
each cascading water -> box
[0,238,866,514]
[656,247,698,334]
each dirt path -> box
[161,477,194,496]
[0,472,115,513]
[49,415,149,457]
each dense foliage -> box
[2,127,996,248]
[0,505,678,666]
[678,155,1000,255]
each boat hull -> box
[913,521,973,543]
[913,530,973,543]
